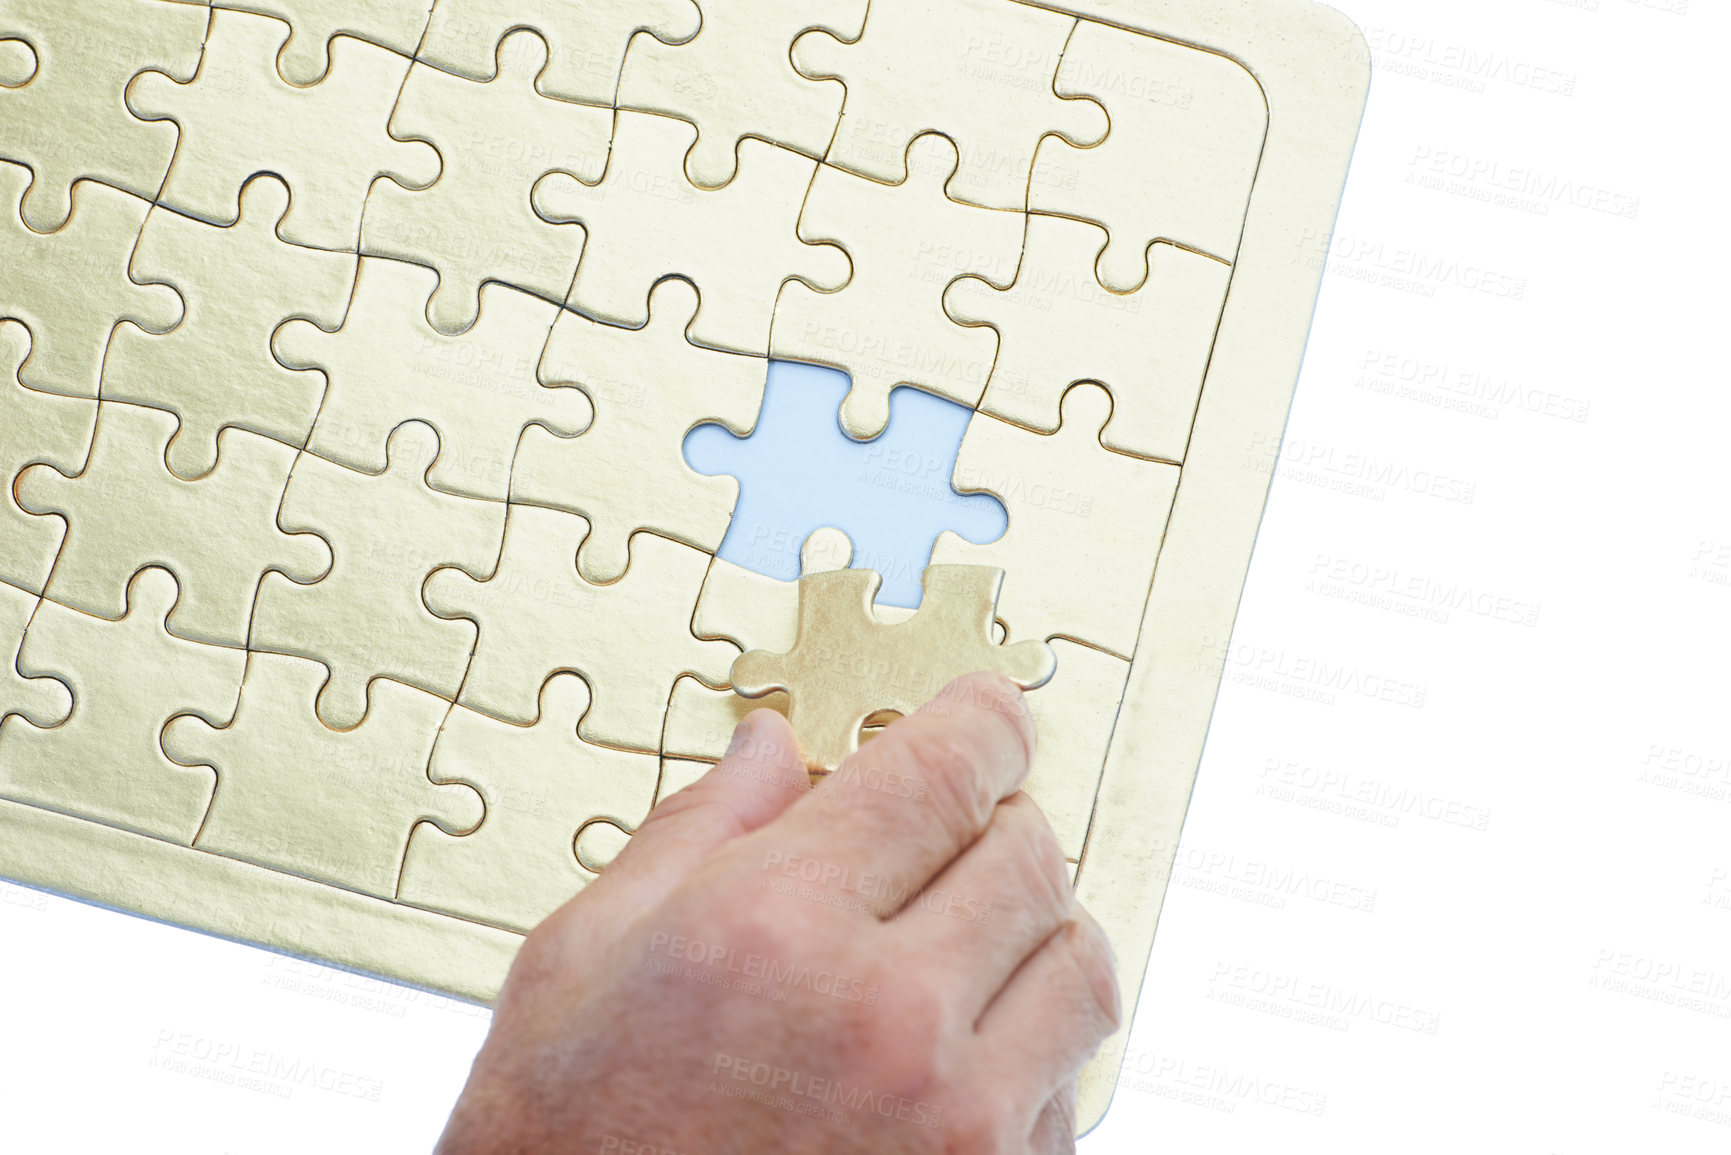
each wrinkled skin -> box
[438,673,1120,1155]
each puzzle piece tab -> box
[1030,20,1267,286]
[163,650,480,900]
[251,422,504,729]
[771,135,1024,439]
[534,109,848,356]
[420,0,700,106]
[129,8,440,252]
[732,565,1054,771]
[0,322,95,594]
[0,582,71,733]
[363,33,612,333]
[1,163,181,400]
[398,673,660,932]
[792,0,1106,210]
[932,387,1179,658]
[17,402,330,650]
[279,257,591,502]
[616,0,866,187]
[0,0,206,231]
[423,503,733,752]
[220,0,434,85]
[104,178,358,479]
[945,213,1232,464]
[513,279,765,583]
[0,568,244,843]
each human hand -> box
[436,672,1120,1154]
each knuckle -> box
[942,1086,1018,1154]
[898,727,996,839]
[1065,918,1123,1034]
[1004,800,1071,914]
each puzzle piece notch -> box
[533,109,849,357]
[0,163,182,400]
[0,582,72,732]
[615,0,867,188]
[1029,20,1267,287]
[0,321,96,594]
[0,0,206,232]
[0,38,36,87]
[0,567,244,843]
[219,0,435,85]
[251,421,504,729]
[771,134,1025,440]
[105,177,358,479]
[791,0,1106,211]
[398,673,659,932]
[732,564,1054,771]
[932,386,1181,658]
[513,278,766,583]
[423,503,734,752]
[362,32,613,333]
[419,0,700,106]
[163,650,479,899]
[574,819,633,875]
[128,8,441,253]
[280,257,591,502]
[945,212,1233,465]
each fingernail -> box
[725,713,757,759]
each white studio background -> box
[4,0,1727,1150]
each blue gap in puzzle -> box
[683,360,1007,609]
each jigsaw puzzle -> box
[0,0,1368,1131]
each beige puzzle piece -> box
[1021,638,1129,860]
[946,213,1232,464]
[1030,19,1267,286]
[251,422,504,729]
[513,279,764,583]
[104,178,358,479]
[218,0,434,85]
[772,134,1024,440]
[656,757,713,803]
[733,565,1054,771]
[615,0,866,188]
[129,8,440,253]
[574,819,633,875]
[792,0,1106,211]
[0,38,35,88]
[932,386,1180,658]
[533,109,848,356]
[163,650,479,899]
[0,567,243,843]
[279,257,590,502]
[0,322,96,594]
[17,402,329,650]
[398,673,659,932]
[0,0,206,231]
[419,0,699,106]
[0,164,181,400]
[362,33,613,333]
[0,582,71,732]
[423,503,733,752]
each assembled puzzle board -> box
[0,0,1368,1129]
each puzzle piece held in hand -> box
[251,422,504,729]
[513,278,764,583]
[0,163,181,400]
[772,135,1024,439]
[0,583,71,733]
[792,0,1106,210]
[0,568,244,844]
[220,0,435,85]
[534,109,848,356]
[616,0,866,187]
[424,503,733,752]
[105,177,357,479]
[129,8,440,252]
[0,0,206,232]
[945,213,1232,465]
[17,402,331,650]
[279,258,591,502]
[0,322,95,594]
[732,564,1054,771]
[363,33,612,333]
[399,673,660,932]
[164,650,480,900]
